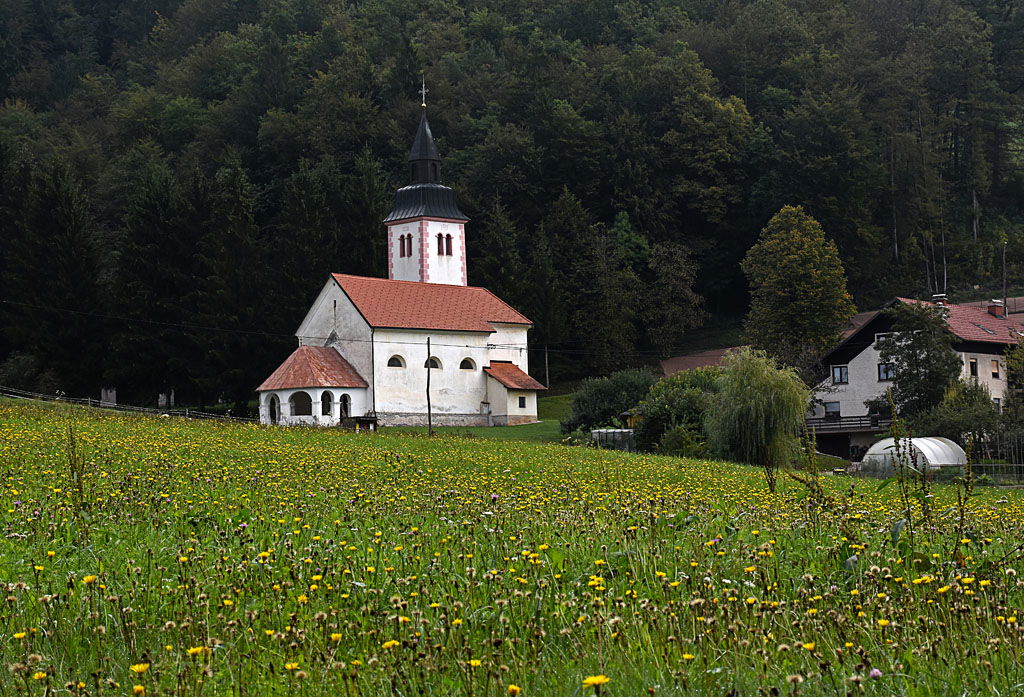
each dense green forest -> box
[1,0,1023,408]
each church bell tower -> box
[384,97,469,286]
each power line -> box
[0,298,706,359]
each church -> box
[256,106,545,427]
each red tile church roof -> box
[257,346,368,391]
[332,274,531,332]
[484,361,547,390]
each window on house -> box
[518,396,527,409]
[994,397,1002,410]
[877,363,895,381]
[824,402,841,420]
[425,357,441,369]
[459,358,475,370]
[831,365,849,385]
[387,355,405,368]
[969,358,978,378]
[992,359,1001,379]
[445,234,453,256]
[874,332,894,344]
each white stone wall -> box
[258,387,369,426]
[386,218,467,286]
[811,338,1009,418]
[371,327,525,416]
[295,281,373,392]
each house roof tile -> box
[257,346,368,391]
[896,297,1024,345]
[484,361,547,390]
[332,274,531,332]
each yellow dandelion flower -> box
[468,659,482,667]
[133,687,145,696]
[331,633,342,642]
[583,675,611,687]
[32,672,47,680]
[130,663,150,674]
[508,685,522,695]
[801,642,816,651]
[382,640,400,649]
[82,575,97,584]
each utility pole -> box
[545,344,550,388]
[1004,239,1008,315]
[426,337,433,436]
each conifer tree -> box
[741,205,856,380]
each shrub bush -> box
[633,366,721,452]
[560,369,658,434]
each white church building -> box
[257,107,545,427]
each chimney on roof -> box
[988,299,1006,318]
[931,293,948,306]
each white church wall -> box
[387,220,421,283]
[423,220,466,286]
[370,327,534,425]
[294,281,373,398]
[258,387,368,426]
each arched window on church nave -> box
[459,358,475,370]
[387,355,406,368]
[437,233,444,255]
[425,357,441,369]
[445,234,452,256]
[321,391,332,416]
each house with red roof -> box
[256,107,545,427]
[810,295,1018,459]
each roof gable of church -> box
[331,274,531,333]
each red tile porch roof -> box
[484,361,547,390]
[257,346,368,391]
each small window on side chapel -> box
[518,396,526,409]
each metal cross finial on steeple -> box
[419,75,428,108]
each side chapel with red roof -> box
[257,106,545,427]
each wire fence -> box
[972,434,1024,485]
[0,385,259,423]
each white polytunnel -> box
[860,437,967,474]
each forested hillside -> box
[1,0,1022,407]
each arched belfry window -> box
[387,355,406,368]
[405,234,413,257]
[397,234,405,258]
[425,357,441,369]
[437,233,444,255]
[460,358,475,370]
[445,234,452,256]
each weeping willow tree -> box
[706,348,809,492]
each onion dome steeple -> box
[383,99,468,223]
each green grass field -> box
[2,398,1024,696]
[392,393,574,443]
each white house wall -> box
[811,339,1009,418]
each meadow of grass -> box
[391,393,573,443]
[2,398,1024,696]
